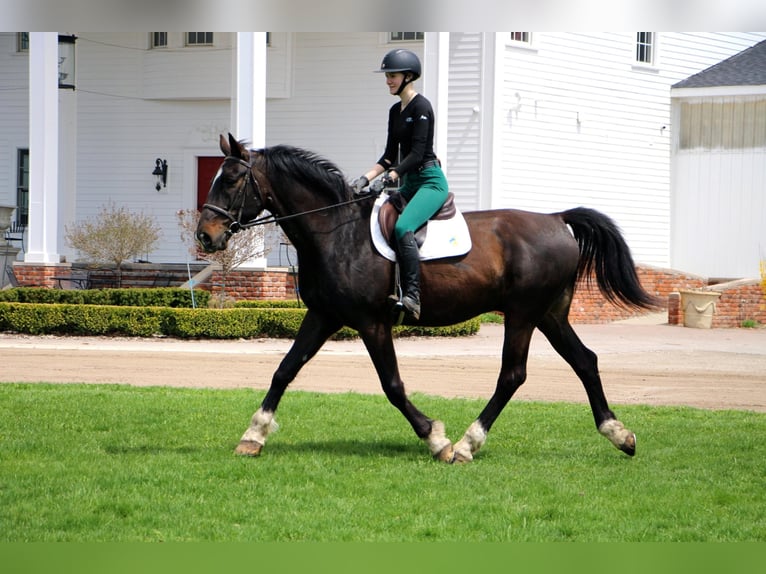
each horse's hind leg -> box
[537,311,636,456]
[453,322,535,463]
[236,309,341,457]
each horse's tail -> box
[560,207,661,310]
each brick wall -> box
[9,263,59,287]
[568,266,707,324]
[208,268,299,301]
[700,280,766,328]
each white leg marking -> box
[240,408,279,445]
[598,419,631,448]
[425,420,452,457]
[453,420,487,462]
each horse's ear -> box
[228,133,245,160]
[220,134,231,157]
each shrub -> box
[177,209,269,306]
[0,287,210,308]
[0,301,480,340]
[65,202,161,269]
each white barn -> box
[670,39,766,279]
[1,32,765,277]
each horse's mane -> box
[258,145,352,203]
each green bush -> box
[0,302,480,340]
[235,299,305,308]
[0,303,167,337]
[0,287,209,308]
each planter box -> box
[679,290,721,329]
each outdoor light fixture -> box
[153,158,168,191]
[58,34,77,90]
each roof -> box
[672,39,766,89]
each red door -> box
[197,157,222,210]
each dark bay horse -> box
[196,133,659,463]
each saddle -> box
[378,192,457,247]
[370,192,472,263]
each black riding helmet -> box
[375,49,421,95]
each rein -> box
[203,156,376,235]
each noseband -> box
[202,156,269,237]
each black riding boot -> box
[393,231,421,321]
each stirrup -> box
[388,295,406,326]
[388,294,420,324]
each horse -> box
[196,133,660,463]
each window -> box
[390,32,424,42]
[186,32,214,46]
[17,32,29,52]
[16,150,29,226]
[678,100,766,150]
[636,32,655,65]
[151,32,168,48]
[509,32,531,43]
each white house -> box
[2,32,765,279]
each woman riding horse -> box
[197,134,659,463]
[351,49,449,321]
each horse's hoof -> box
[234,440,263,457]
[433,443,455,463]
[451,450,473,464]
[620,433,636,457]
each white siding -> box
[3,32,766,273]
[494,32,766,268]
[73,33,232,263]
[0,33,29,209]
[445,32,483,211]
[266,33,415,178]
[673,149,766,278]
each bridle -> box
[202,156,272,238]
[202,156,378,237]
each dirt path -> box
[2,319,765,412]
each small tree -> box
[177,209,268,306]
[65,202,161,269]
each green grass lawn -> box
[1,383,764,542]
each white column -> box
[423,32,450,176]
[233,32,268,268]
[233,32,267,148]
[26,32,61,263]
[483,32,502,211]
[59,85,78,262]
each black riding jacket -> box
[377,93,437,176]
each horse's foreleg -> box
[236,408,278,456]
[538,313,636,456]
[453,324,533,463]
[360,325,454,462]
[235,310,341,457]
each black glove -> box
[370,173,396,195]
[350,175,369,194]
[381,172,396,188]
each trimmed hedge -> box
[0,303,165,336]
[0,287,209,308]
[0,302,480,340]
[235,299,305,309]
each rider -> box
[351,48,449,321]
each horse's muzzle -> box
[196,230,222,253]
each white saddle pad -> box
[370,193,472,262]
